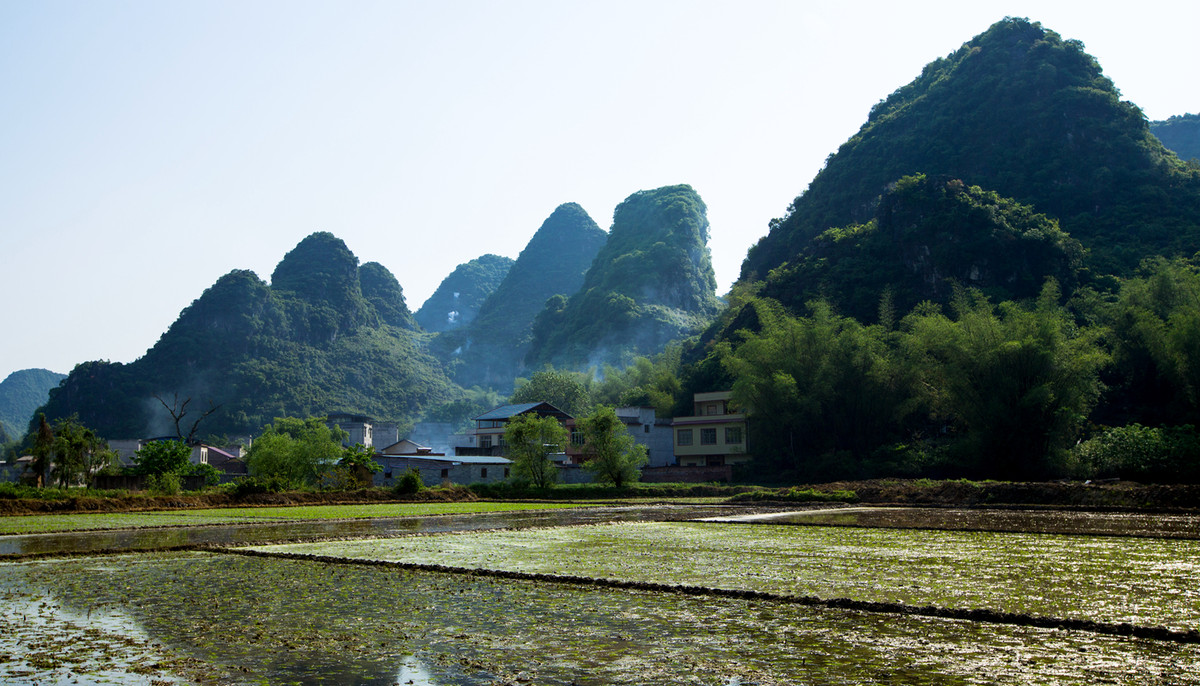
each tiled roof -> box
[379,454,512,465]
[473,403,562,421]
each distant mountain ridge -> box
[527,185,720,369]
[414,254,514,333]
[432,202,608,388]
[0,369,65,439]
[1151,113,1200,163]
[39,233,459,438]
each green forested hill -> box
[527,186,720,369]
[1151,113,1200,163]
[741,17,1200,292]
[762,174,1084,321]
[434,203,607,388]
[0,369,65,439]
[414,254,514,333]
[38,233,460,439]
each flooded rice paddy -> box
[1,504,1198,684]
[252,519,1200,632]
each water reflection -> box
[0,504,761,556]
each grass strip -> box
[0,502,590,535]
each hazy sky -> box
[2,0,1197,381]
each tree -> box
[1103,257,1200,426]
[510,368,593,416]
[154,393,222,444]
[720,298,922,478]
[504,413,567,489]
[30,413,54,487]
[332,443,383,489]
[133,439,193,476]
[49,416,112,488]
[246,417,349,489]
[904,281,1105,478]
[579,406,647,488]
[592,347,683,418]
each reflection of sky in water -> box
[0,592,185,685]
[396,655,439,685]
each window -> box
[725,427,743,445]
[481,436,493,449]
[504,467,510,478]
[571,430,585,446]
[440,468,449,478]
[644,425,650,433]
[700,428,717,445]
[677,429,693,446]
[481,467,488,478]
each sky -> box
[2,0,1198,381]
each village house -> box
[456,402,573,457]
[671,391,749,468]
[326,413,400,450]
[563,406,674,468]
[378,438,510,486]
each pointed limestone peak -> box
[271,232,363,306]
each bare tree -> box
[154,393,222,444]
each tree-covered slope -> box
[0,368,65,439]
[435,203,607,388]
[762,174,1084,321]
[414,254,513,333]
[742,18,1200,291]
[38,233,459,439]
[1151,113,1200,163]
[527,185,721,369]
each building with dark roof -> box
[457,402,571,457]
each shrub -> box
[145,472,182,495]
[187,463,222,488]
[1073,424,1200,483]
[728,487,858,503]
[228,475,288,497]
[392,468,425,496]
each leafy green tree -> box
[592,347,683,417]
[49,416,113,488]
[30,414,53,487]
[246,417,349,489]
[579,406,647,488]
[188,462,223,487]
[504,413,567,489]
[510,368,593,416]
[720,298,922,479]
[904,281,1106,478]
[331,443,383,489]
[1103,258,1200,427]
[133,440,193,477]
